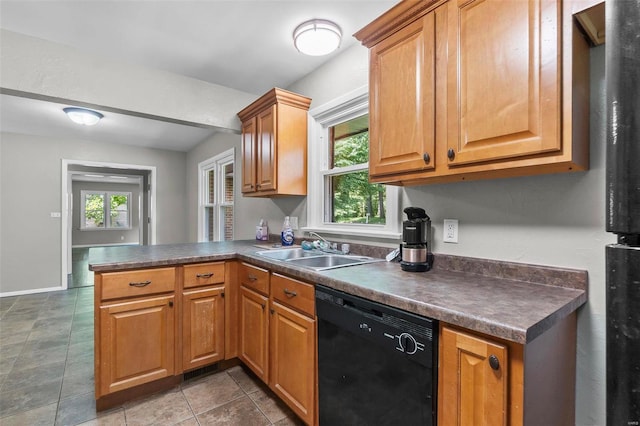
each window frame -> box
[80,190,132,231]
[198,148,235,242]
[306,86,400,239]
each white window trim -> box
[306,86,401,239]
[198,148,235,242]
[80,190,132,230]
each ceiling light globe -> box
[63,107,104,126]
[293,19,342,56]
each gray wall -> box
[0,132,187,293]
[71,181,141,246]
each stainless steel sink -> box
[256,249,383,271]
[287,254,383,271]
[255,248,317,261]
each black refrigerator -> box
[605,1,640,425]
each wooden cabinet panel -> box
[98,295,175,396]
[269,300,316,426]
[241,117,257,193]
[183,262,225,289]
[257,105,277,192]
[439,326,508,426]
[369,12,436,178]
[270,273,315,316]
[182,286,225,371]
[356,0,589,185]
[446,0,561,167]
[238,262,269,295]
[239,285,269,381]
[237,88,311,197]
[100,267,175,301]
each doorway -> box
[61,160,157,289]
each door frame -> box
[61,159,157,289]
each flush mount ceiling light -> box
[293,19,342,56]
[63,107,104,126]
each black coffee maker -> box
[400,207,433,272]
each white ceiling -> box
[0,0,396,152]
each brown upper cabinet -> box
[237,88,312,196]
[355,0,593,185]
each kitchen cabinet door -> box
[98,295,175,397]
[256,105,277,192]
[439,326,508,426]
[445,0,561,167]
[182,286,225,371]
[241,117,257,193]
[239,285,269,382]
[369,11,436,179]
[269,300,316,426]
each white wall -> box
[0,133,187,294]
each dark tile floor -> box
[0,255,303,425]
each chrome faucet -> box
[306,231,338,252]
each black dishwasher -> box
[316,285,437,426]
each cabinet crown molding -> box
[237,87,311,121]
[354,0,446,47]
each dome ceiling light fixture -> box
[63,107,104,126]
[293,19,342,56]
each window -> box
[199,149,234,242]
[307,87,400,238]
[81,191,131,230]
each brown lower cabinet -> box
[438,314,578,426]
[182,285,225,371]
[98,294,176,397]
[95,260,576,426]
[238,264,317,426]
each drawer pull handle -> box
[196,273,214,278]
[248,274,258,281]
[283,288,297,298]
[168,300,174,307]
[129,280,151,287]
[423,152,430,163]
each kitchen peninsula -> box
[90,241,587,425]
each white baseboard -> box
[0,285,66,298]
[72,242,140,248]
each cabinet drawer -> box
[100,267,176,301]
[183,262,225,288]
[239,263,269,295]
[270,273,314,317]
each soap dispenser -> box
[281,216,294,246]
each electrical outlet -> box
[289,216,299,230]
[443,219,459,243]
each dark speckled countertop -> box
[89,240,587,345]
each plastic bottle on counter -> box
[281,216,294,246]
[256,219,268,241]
